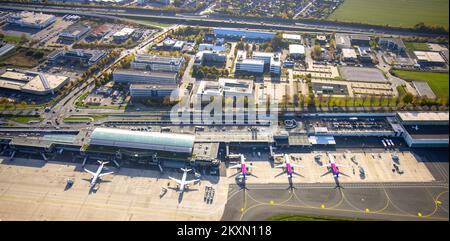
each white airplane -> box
[322,153,349,178]
[84,161,114,187]
[228,154,255,179]
[273,154,303,178]
[169,168,199,193]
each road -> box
[0,3,447,38]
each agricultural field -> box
[329,0,449,28]
[393,70,449,98]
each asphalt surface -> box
[222,182,448,221]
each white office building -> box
[129,83,177,97]
[113,69,178,84]
[131,54,185,72]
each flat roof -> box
[282,33,302,41]
[10,11,55,25]
[0,70,68,94]
[308,136,336,145]
[89,128,195,154]
[342,48,357,58]
[397,112,449,122]
[289,44,305,54]
[114,69,177,78]
[414,51,446,63]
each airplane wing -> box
[99,172,114,177]
[184,179,199,185]
[84,168,96,176]
[229,164,241,169]
[291,164,304,168]
[275,163,287,168]
[322,164,331,167]
[169,177,182,185]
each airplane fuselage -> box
[178,171,188,193]
[90,163,104,186]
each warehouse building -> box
[59,23,91,42]
[342,48,357,62]
[129,83,177,97]
[350,35,371,47]
[213,28,276,40]
[289,44,305,59]
[413,51,447,67]
[113,27,135,41]
[131,54,185,72]
[282,33,302,43]
[7,11,56,29]
[335,33,351,50]
[0,69,69,95]
[113,69,178,84]
[48,49,108,67]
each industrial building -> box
[396,112,449,148]
[335,33,351,50]
[86,23,112,41]
[131,54,185,72]
[378,38,406,53]
[129,83,177,97]
[282,33,302,43]
[350,35,371,47]
[7,11,56,29]
[113,69,178,84]
[196,78,254,100]
[213,28,276,40]
[48,49,108,67]
[289,44,305,59]
[59,23,91,42]
[413,51,447,67]
[342,48,357,62]
[0,69,69,95]
[235,51,264,74]
[357,47,373,63]
[113,27,135,41]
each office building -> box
[7,11,56,29]
[131,54,185,72]
[113,69,178,84]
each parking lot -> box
[340,67,387,83]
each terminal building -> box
[131,54,185,72]
[7,11,56,29]
[213,28,276,40]
[0,69,69,95]
[48,49,108,67]
[396,112,449,148]
[113,69,178,84]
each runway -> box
[222,182,449,221]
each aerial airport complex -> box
[0,1,448,221]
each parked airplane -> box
[169,168,200,193]
[273,154,303,178]
[228,154,255,179]
[84,161,114,187]
[321,153,349,178]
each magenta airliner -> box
[274,154,303,178]
[229,154,255,179]
[322,153,348,178]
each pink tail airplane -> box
[274,154,303,178]
[229,154,255,179]
[322,153,349,178]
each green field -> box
[329,0,449,28]
[392,70,449,98]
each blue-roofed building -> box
[213,28,276,40]
[89,127,195,154]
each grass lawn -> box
[266,214,368,221]
[121,18,170,28]
[0,34,24,44]
[329,0,449,28]
[3,116,43,123]
[393,70,449,98]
